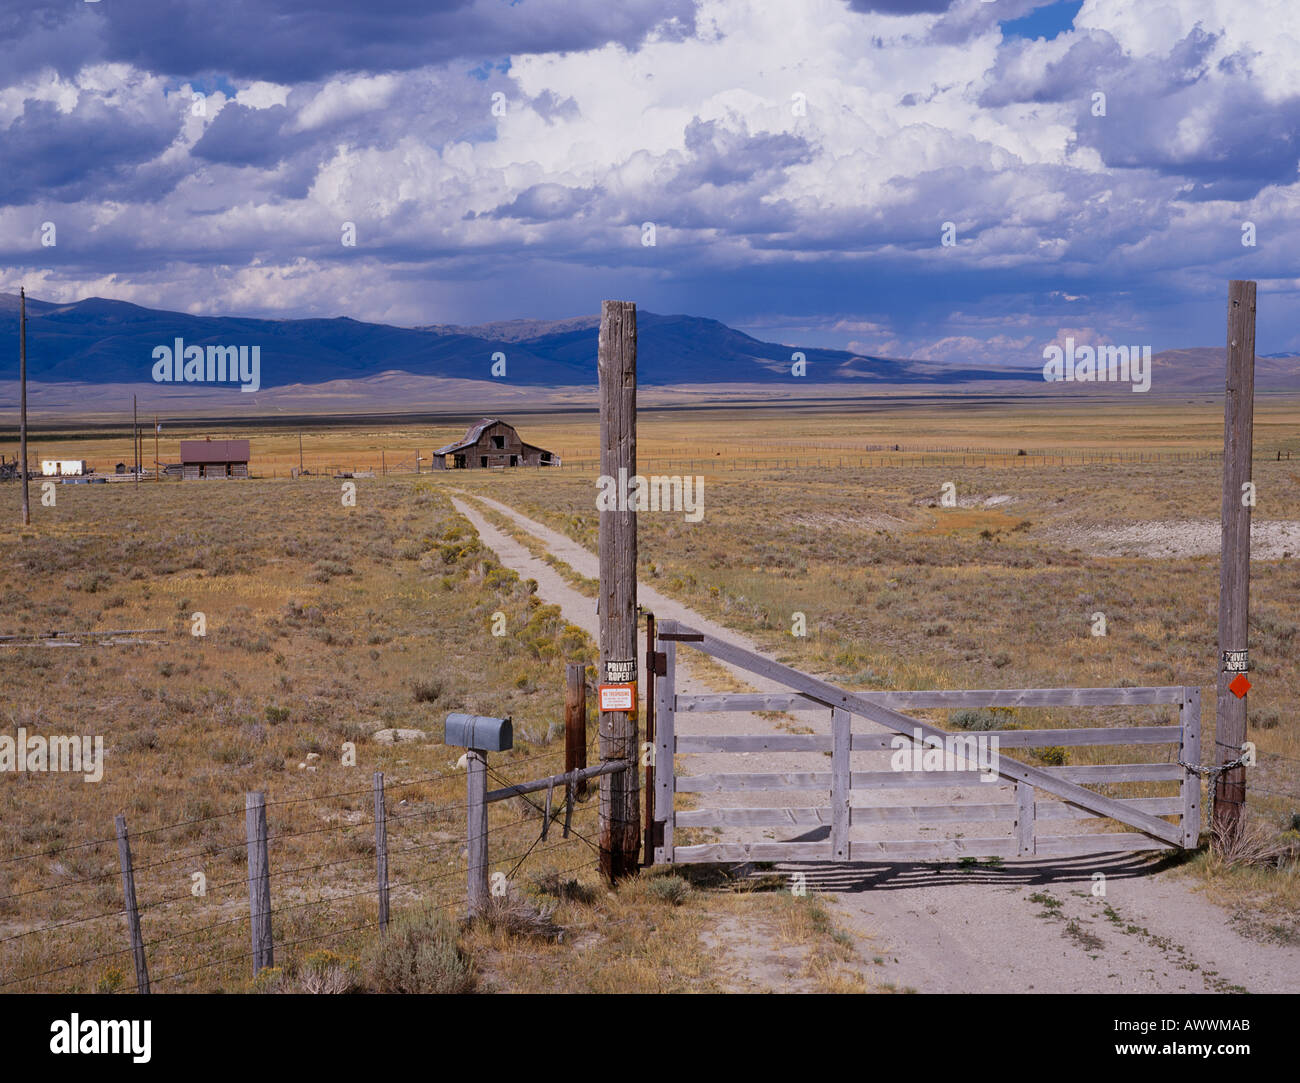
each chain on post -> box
[1178,743,1249,827]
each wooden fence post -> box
[597,298,641,881]
[831,709,850,862]
[565,662,588,799]
[653,621,676,865]
[643,612,657,867]
[1181,687,1202,847]
[1215,279,1255,839]
[466,750,489,916]
[374,771,389,933]
[1015,782,1035,856]
[245,792,273,975]
[114,814,149,994]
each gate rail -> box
[650,620,1201,865]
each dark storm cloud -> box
[2,0,697,84]
[191,104,301,167]
[0,97,181,206]
[678,118,811,188]
[979,26,1300,200]
[489,183,600,222]
[977,30,1128,107]
[1082,77,1300,200]
[845,0,954,13]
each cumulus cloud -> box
[0,0,1298,358]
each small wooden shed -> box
[180,438,250,479]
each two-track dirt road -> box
[451,493,1300,993]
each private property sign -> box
[604,658,637,683]
[598,683,636,712]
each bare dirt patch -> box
[1055,519,1300,560]
[699,914,819,992]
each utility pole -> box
[298,432,303,476]
[19,287,29,526]
[597,299,640,880]
[1214,280,1256,839]
[154,416,159,482]
[133,395,138,490]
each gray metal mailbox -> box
[444,713,513,752]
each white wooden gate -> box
[649,620,1201,864]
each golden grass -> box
[2,395,1297,989]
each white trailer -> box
[40,460,88,477]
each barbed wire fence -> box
[0,742,609,994]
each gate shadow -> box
[694,850,1192,893]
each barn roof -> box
[180,439,250,464]
[434,418,507,455]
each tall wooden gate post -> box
[1215,280,1255,837]
[597,299,640,880]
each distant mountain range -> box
[1,294,1297,394]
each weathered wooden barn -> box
[179,438,250,479]
[433,419,558,470]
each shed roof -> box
[180,439,250,464]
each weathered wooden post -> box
[373,771,389,932]
[564,662,587,799]
[643,612,657,867]
[466,750,488,915]
[1214,280,1256,839]
[114,814,149,994]
[245,792,273,975]
[597,299,640,880]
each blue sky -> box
[1,0,1298,367]
[1000,1,1084,42]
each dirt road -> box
[451,493,1300,993]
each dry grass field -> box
[1,394,1297,992]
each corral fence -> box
[647,619,1201,865]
